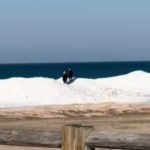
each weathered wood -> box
[80,125,95,150]
[0,129,62,148]
[1,127,150,150]
[85,131,150,150]
[61,124,81,150]
[61,124,94,150]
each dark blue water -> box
[0,61,150,79]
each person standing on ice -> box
[62,71,68,83]
[68,68,73,82]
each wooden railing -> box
[0,124,150,150]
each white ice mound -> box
[97,70,150,92]
[0,70,150,108]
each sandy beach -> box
[0,103,150,149]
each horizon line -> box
[0,60,150,65]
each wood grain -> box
[85,131,150,150]
[0,129,61,148]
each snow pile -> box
[0,70,150,108]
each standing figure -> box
[68,68,73,82]
[62,71,68,83]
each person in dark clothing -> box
[62,71,68,83]
[68,68,73,82]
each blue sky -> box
[0,0,150,63]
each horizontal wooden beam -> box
[85,131,150,150]
[1,128,150,149]
[0,129,62,148]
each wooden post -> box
[61,124,94,150]
[80,125,95,150]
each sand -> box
[0,103,150,149]
[0,103,150,120]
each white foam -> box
[0,70,150,108]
